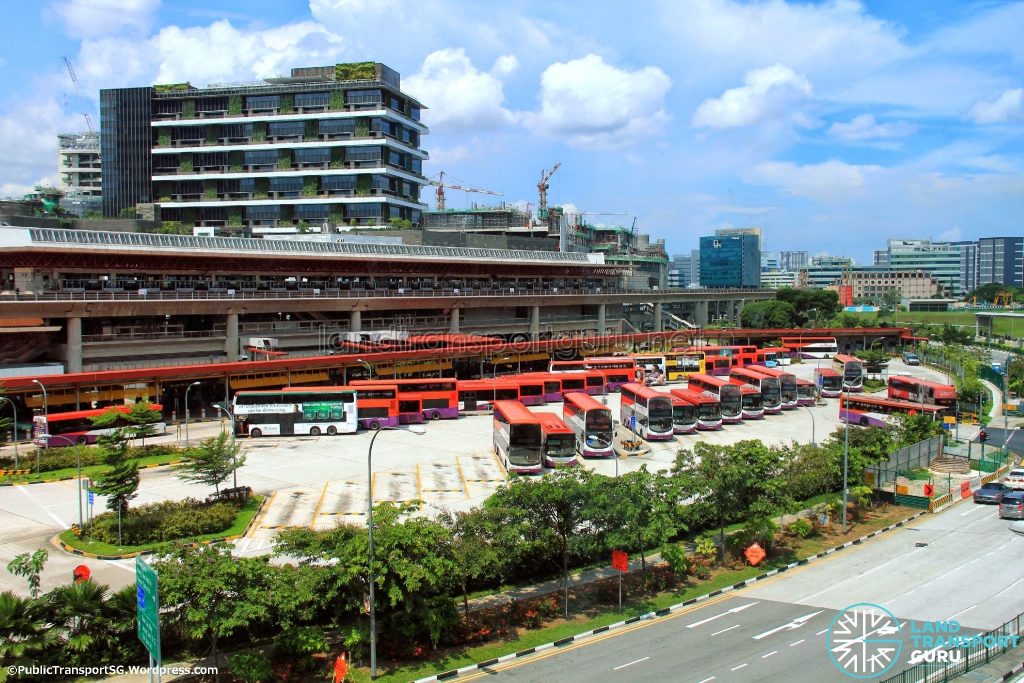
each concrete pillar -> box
[695,300,709,327]
[598,303,607,336]
[653,303,663,332]
[449,308,460,334]
[351,309,362,333]
[67,316,83,373]
[225,313,239,361]
[529,305,540,340]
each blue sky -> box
[1,0,1021,262]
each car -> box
[902,351,920,365]
[999,491,1024,520]
[1003,469,1024,490]
[974,481,1010,504]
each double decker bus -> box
[539,414,577,468]
[839,394,947,427]
[619,383,674,441]
[747,365,799,410]
[781,336,838,359]
[233,389,356,437]
[562,392,615,458]
[686,374,743,423]
[832,354,864,392]
[669,395,699,434]
[633,354,667,386]
[549,368,607,396]
[675,346,757,374]
[795,378,817,406]
[32,404,166,446]
[670,388,723,430]
[664,351,706,382]
[516,373,565,403]
[729,380,765,419]
[514,377,547,406]
[458,379,522,411]
[351,379,459,420]
[887,376,957,408]
[549,359,587,373]
[729,368,782,414]
[813,367,843,398]
[493,400,543,474]
[585,357,641,391]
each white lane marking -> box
[790,639,806,647]
[14,485,68,528]
[752,610,823,640]
[613,657,649,671]
[731,663,748,671]
[712,624,740,636]
[994,577,1024,598]
[686,602,759,629]
[816,629,829,636]
[961,506,985,516]
[762,651,778,659]
[697,677,716,683]
[946,605,977,620]
[800,554,907,600]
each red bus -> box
[549,368,607,396]
[619,383,674,441]
[562,392,615,458]
[729,368,782,414]
[493,400,543,474]
[516,373,565,402]
[539,413,578,468]
[832,354,864,392]
[747,365,799,410]
[795,378,817,406]
[754,348,783,368]
[839,394,947,427]
[457,379,522,410]
[32,404,166,446]
[813,367,843,398]
[729,379,764,419]
[350,378,459,420]
[514,377,547,407]
[670,388,722,430]
[887,376,957,408]
[585,357,641,391]
[669,395,699,434]
[548,359,587,373]
[686,374,743,423]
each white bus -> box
[562,392,615,458]
[492,400,544,474]
[632,354,667,386]
[233,388,357,437]
[619,383,674,441]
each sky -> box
[1,0,1021,263]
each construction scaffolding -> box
[423,206,534,232]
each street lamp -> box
[32,379,48,423]
[802,404,817,446]
[842,382,850,534]
[184,381,202,446]
[212,403,239,490]
[356,358,373,380]
[367,424,426,679]
[40,434,82,534]
[0,397,18,469]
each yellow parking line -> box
[491,449,508,479]
[370,472,376,502]
[456,457,471,497]
[249,490,277,536]
[416,464,423,502]
[309,481,329,529]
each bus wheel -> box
[327,426,337,436]
[310,426,321,436]
[250,428,263,438]
[860,417,869,427]
[369,421,381,431]
[431,411,441,420]
[77,436,88,445]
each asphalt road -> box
[455,499,1024,683]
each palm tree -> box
[106,584,146,662]
[48,580,114,665]
[0,591,57,671]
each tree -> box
[740,300,797,328]
[6,550,48,598]
[438,508,505,617]
[775,288,841,325]
[48,580,120,665]
[92,428,140,518]
[127,402,163,445]
[853,349,889,375]
[175,432,245,495]
[0,591,58,672]
[893,413,943,446]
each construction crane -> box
[429,171,502,210]
[63,57,95,134]
[537,162,561,216]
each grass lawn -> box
[849,310,1021,339]
[349,504,920,683]
[0,452,182,485]
[58,494,263,556]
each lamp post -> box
[368,424,426,680]
[41,434,82,534]
[356,358,374,381]
[0,397,18,469]
[213,403,239,489]
[184,381,201,446]
[802,404,817,446]
[32,378,48,422]
[842,382,849,534]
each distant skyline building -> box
[700,234,760,288]
[760,270,797,289]
[935,240,979,294]
[977,236,1024,288]
[57,131,102,216]
[798,256,852,289]
[879,239,962,296]
[778,250,808,271]
[760,251,780,272]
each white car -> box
[1003,469,1024,490]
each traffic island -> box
[613,425,650,457]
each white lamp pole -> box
[0,397,18,469]
[184,381,201,446]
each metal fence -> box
[866,436,945,489]
[880,610,1024,683]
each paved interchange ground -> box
[0,358,968,593]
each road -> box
[453,498,1024,683]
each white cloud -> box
[937,227,963,242]
[743,159,881,202]
[47,0,160,38]
[968,88,1024,124]
[828,114,916,141]
[530,54,671,149]
[692,64,812,129]
[405,49,518,132]
[0,100,80,182]
[962,155,1016,174]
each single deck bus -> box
[539,413,578,468]
[887,376,957,408]
[781,337,838,359]
[664,351,706,382]
[492,400,543,474]
[562,392,615,458]
[633,354,667,386]
[839,394,947,426]
[747,365,799,410]
[729,379,765,419]
[32,404,166,446]
[670,388,723,430]
[233,389,356,437]
[686,374,743,423]
[832,354,864,392]
[619,383,674,441]
[668,395,699,434]
[729,368,782,414]
[813,367,844,398]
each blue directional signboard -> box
[629,415,636,429]
[136,556,160,662]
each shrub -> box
[786,519,813,539]
[661,542,689,578]
[279,94,294,114]
[276,151,292,170]
[691,559,712,580]
[273,625,329,667]
[0,446,101,473]
[156,130,171,147]
[87,498,240,546]
[227,95,243,116]
[694,535,717,560]
[328,89,345,110]
[181,100,196,119]
[230,652,274,683]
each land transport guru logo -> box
[826,603,902,678]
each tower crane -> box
[63,57,95,134]
[537,161,561,216]
[429,171,502,210]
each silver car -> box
[999,492,1024,520]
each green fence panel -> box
[894,493,930,509]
